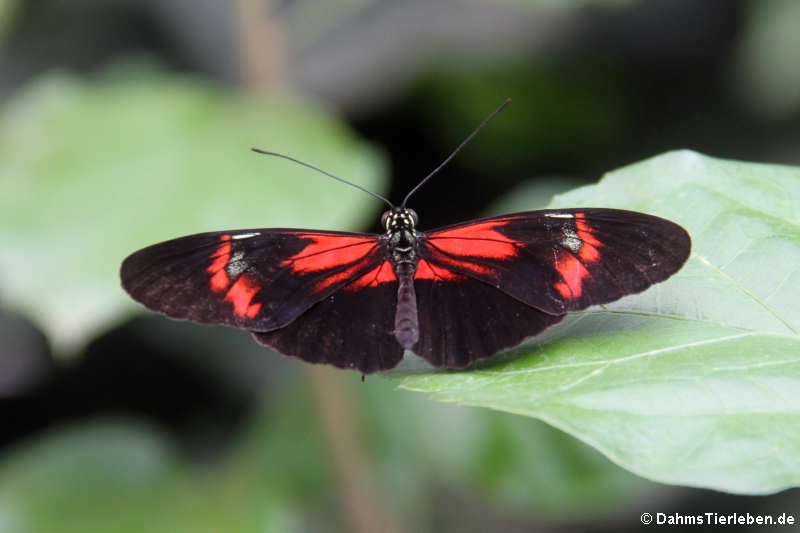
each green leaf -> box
[0,62,388,353]
[396,150,800,495]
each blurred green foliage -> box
[733,0,800,118]
[0,375,655,533]
[480,0,634,8]
[409,63,629,178]
[0,60,387,354]
[0,0,20,42]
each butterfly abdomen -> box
[394,264,419,348]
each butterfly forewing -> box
[420,208,691,315]
[120,229,389,332]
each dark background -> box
[2,1,799,531]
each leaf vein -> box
[480,332,759,378]
[695,183,800,231]
[694,253,799,335]
[711,359,800,372]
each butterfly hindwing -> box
[413,272,565,368]
[252,279,404,373]
[420,208,691,315]
[120,229,390,332]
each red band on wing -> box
[280,233,382,292]
[284,234,377,273]
[224,275,262,318]
[424,220,519,278]
[207,235,232,292]
[575,213,602,262]
[428,220,518,259]
[553,213,604,298]
[575,214,602,247]
[415,259,465,281]
[347,261,395,289]
[554,253,590,298]
[315,258,371,291]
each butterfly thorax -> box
[382,208,420,268]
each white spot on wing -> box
[226,250,248,276]
[561,225,582,253]
[563,237,582,253]
[232,232,261,239]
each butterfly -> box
[120,101,691,374]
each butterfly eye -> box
[407,209,418,226]
[380,210,391,229]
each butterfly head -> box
[381,207,418,233]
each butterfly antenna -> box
[251,148,395,209]
[401,98,511,208]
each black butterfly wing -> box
[252,277,404,373]
[410,208,690,368]
[413,272,565,368]
[420,208,691,315]
[120,228,389,332]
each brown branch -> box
[308,366,402,533]
[234,0,285,89]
